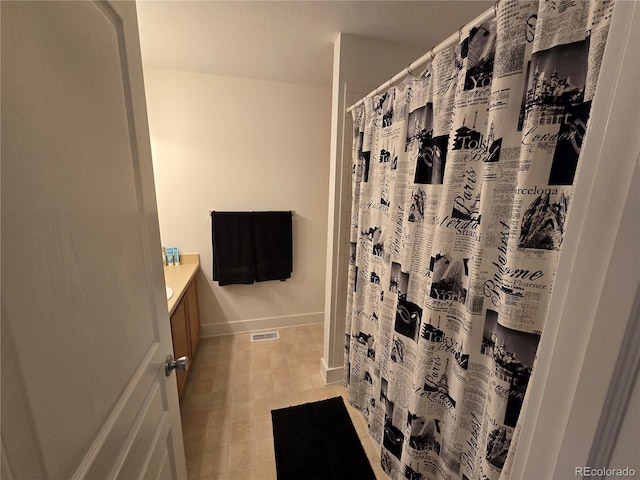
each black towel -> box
[211,211,293,285]
[211,212,255,286]
[252,211,293,282]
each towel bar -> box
[209,210,294,215]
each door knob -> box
[165,354,190,376]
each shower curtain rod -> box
[346,3,497,113]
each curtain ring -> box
[458,26,463,41]
[407,63,415,77]
[429,48,435,60]
[494,0,499,16]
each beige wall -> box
[143,68,332,334]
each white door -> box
[1,2,187,479]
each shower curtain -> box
[345,1,615,479]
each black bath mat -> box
[271,396,377,480]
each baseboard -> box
[320,357,344,385]
[200,312,324,337]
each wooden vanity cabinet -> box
[169,298,190,398]
[169,277,200,399]
[185,279,200,355]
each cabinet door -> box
[170,298,189,398]
[186,279,201,356]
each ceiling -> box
[136,1,494,87]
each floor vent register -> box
[250,331,280,342]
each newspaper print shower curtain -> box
[345,1,615,479]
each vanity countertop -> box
[164,253,200,315]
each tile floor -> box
[179,323,387,480]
